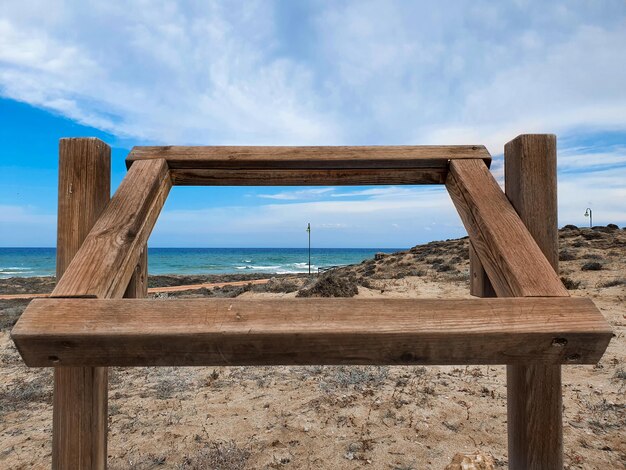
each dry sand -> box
[1,226,624,469]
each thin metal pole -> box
[307,223,311,274]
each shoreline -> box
[0,276,277,300]
[0,272,307,296]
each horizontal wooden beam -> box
[52,159,172,299]
[168,168,447,185]
[446,159,569,297]
[126,146,491,186]
[12,298,611,367]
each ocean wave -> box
[242,259,253,263]
[0,267,31,271]
[235,265,282,270]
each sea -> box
[0,247,404,278]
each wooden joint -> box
[52,159,171,299]
[445,159,568,297]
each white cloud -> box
[330,186,441,199]
[558,166,626,226]
[558,147,626,172]
[152,186,462,247]
[257,187,336,200]
[0,2,339,145]
[1,1,625,151]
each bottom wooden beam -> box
[12,298,611,367]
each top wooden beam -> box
[126,146,491,185]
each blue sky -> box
[1,1,625,247]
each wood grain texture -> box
[169,168,446,185]
[52,159,171,299]
[445,159,568,297]
[123,248,148,299]
[504,134,565,470]
[53,367,108,470]
[12,298,612,367]
[504,135,559,267]
[52,138,110,470]
[469,243,496,298]
[56,138,111,277]
[127,145,491,170]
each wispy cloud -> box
[154,188,461,247]
[330,187,440,199]
[1,1,625,151]
[558,147,626,173]
[257,187,336,200]
[0,2,339,145]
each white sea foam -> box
[235,265,282,271]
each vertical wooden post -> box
[54,138,110,469]
[505,134,563,469]
[124,247,148,298]
[469,243,495,298]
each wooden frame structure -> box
[11,135,612,469]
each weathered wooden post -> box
[54,138,148,469]
[54,138,111,469]
[505,134,562,469]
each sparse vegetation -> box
[559,250,576,261]
[296,272,358,297]
[598,279,624,288]
[318,366,389,392]
[561,277,581,290]
[0,300,28,331]
[581,261,603,271]
[0,372,52,416]
[177,441,250,470]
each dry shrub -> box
[598,279,624,288]
[581,262,602,271]
[560,277,581,290]
[559,250,576,261]
[177,441,250,470]
[296,272,358,298]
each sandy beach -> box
[1,226,624,469]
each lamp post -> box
[306,223,311,275]
[584,208,592,228]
